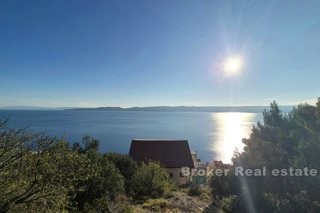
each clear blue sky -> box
[1,0,319,107]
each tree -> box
[208,101,320,212]
[130,162,169,200]
[104,153,138,193]
[0,123,126,212]
[0,120,81,212]
[70,137,125,212]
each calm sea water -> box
[0,110,262,163]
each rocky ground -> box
[132,188,212,213]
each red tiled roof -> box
[129,139,195,168]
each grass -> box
[142,198,168,211]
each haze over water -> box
[0,110,262,163]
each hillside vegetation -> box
[207,100,320,212]
[0,121,173,212]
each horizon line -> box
[0,104,298,110]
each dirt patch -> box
[133,190,211,212]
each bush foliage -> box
[209,100,320,212]
[130,162,169,200]
[0,121,169,212]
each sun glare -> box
[212,113,255,163]
[224,56,243,75]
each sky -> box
[1,0,320,107]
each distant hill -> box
[68,105,294,113]
[0,105,294,113]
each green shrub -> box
[130,162,169,200]
[142,198,168,211]
[104,153,138,193]
[219,195,238,212]
[163,182,175,198]
[188,184,202,196]
[107,195,134,213]
[199,191,211,202]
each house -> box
[129,139,195,184]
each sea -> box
[0,110,263,163]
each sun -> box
[224,56,243,75]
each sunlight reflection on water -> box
[0,110,262,163]
[211,112,257,163]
